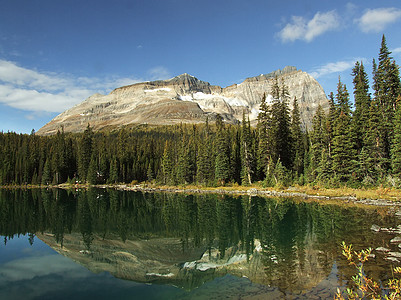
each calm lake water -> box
[0,188,400,299]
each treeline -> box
[1,35,400,188]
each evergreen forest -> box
[1,35,401,189]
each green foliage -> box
[391,97,401,180]
[41,159,51,185]
[241,111,254,185]
[257,92,271,179]
[352,61,371,152]
[214,115,231,185]
[78,124,93,182]
[291,97,304,176]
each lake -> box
[0,188,400,299]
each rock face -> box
[37,66,329,135]
[37,232,332,292]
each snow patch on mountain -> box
[144,88,171,93]
[178,92,248,108]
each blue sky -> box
[1,0,401,133]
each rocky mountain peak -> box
[37,67,329,135]
[245,66,298,82]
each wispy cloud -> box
[0,59,161,114]
[0,254,86,282]
[147,66,171,81]
[356,8,401,33]
[278,10,340,43]
[310,58,365,79]
[391,46,401,56]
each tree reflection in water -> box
[0,188,397,293]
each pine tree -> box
[391,96,401,179]
[257,93,271,179]
[241,111,253,185]
[108,157,118,184]
[331,80,357,182]
[269,78,293,170]
[326,92,337,158]
[214,114,230,185]
[117,129,129,182]
[352,61,371,152]
[146,163,154,182]
[197,132,213,185]
[176,138,191,184]
[291,97,304,176]
[78,124,93,182]
[161,141,174,185]
[308,105,327,181]
[87,155,97,184]
[41,158,51,185]
[332,112,356,182]
[372,35,401,173]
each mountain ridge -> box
[37,66,329,135]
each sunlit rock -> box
[37,67,328,135]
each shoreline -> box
[2,183,401,208]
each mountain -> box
[37,232,332,292]
[37,66,328,135]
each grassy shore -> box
[1,182,401,202]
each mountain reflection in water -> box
[0,188,398,297]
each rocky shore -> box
[95,184,401,208]
[4,183,401,209]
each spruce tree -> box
[391,96,401,179]
[161,141,174,185]
[78,124,93,182]
[197,139,211,185]
[352,61,371,152]
[269,78,292,170]
[309,104,326,181]
[257,93,271,179]
[87,155,97,184]
[41,158,51,185]
[331,80,357,182]
[291,97,304,176]
[326,92,337,158]
[240,111,253,185]
[176,138,191,184]
[146,163,154,182]
[373,35,401,172]
[332,112,356,182]
[214,114,230,185]
[108,158,118,184]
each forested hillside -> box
[1,35,400,188]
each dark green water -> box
[0,188,399,299]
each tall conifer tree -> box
[352,61,371,152]
[78,124,93,182]
[241,111,253,185]
[291,97,304,176]
[214,114,230,185]
[257,93,271,179]
[331,79,356,182]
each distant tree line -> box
[0,35,400,188]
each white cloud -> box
[147,66,171,80]
[310,58,365,79]
[391,46,401,56]
[279,10,340,43]
[345,2,358,15]
[0,59,153,113]
[0,254,86,282]
[0,60,69,91]
[356,8,401,33]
